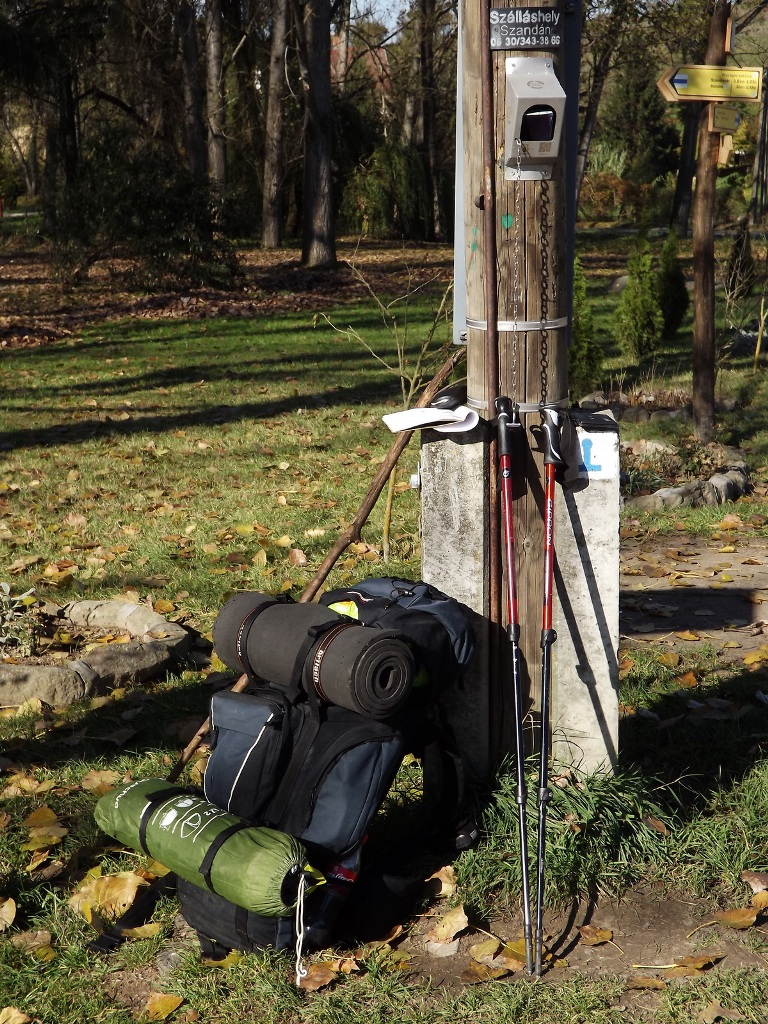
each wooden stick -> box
[300,345,466,603]
[165,346,466,782]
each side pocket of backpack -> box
[203,689,293,822]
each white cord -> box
[294,873,308,987]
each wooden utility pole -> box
[692,1,730,443]
[461,0,571,759]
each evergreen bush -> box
[568,256,602,398]
[613,243,664,361]
[341,141,428,238]
[657,231,690,338]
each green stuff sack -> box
[94,778,322,917]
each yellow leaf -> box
[751,891,768,910]
[656,652,681,668]
[721,641,743,649]
[234,523,256,535]
[251,549,267,568]
[579,924,613,946]
[625,977,667,990]
[674,630,701,641]
[719,545,736,553]
[714,907,757,929]
[0,897,17,932]
[672,671,699,689]
[274,535,294,547]
[22,806,58,828]
[460,960,509,984]
[121,922,162,939]
[298,964,338,991]
[425,904,468,943]
[143,992,185,1020]
[153,600,175,614]
[15,698,44,718]
[469,938,501,963]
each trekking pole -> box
[495,396,533,975]
[534,406,565,977]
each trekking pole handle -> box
[539,407,565,467]
[495,396,521,459]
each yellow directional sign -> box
[657,65,762,103]
[709,104,741,133]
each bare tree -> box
[263,0,290,247]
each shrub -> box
[613,242,664,361]
[725,218,756,301]
[568,256,602,399]
[657,231,690,338]
[341,141,429,238]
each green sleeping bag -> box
[94,778,322,917]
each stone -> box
[620,439,678,457]
[0,600,190,708]
[0,665,92,707]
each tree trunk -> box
[179,0,207,185]
[420,0,442,241]
[692,1,730,443]
[671,103,701,236]
[292,0,336,267]
[574,55,612,205]
[262,0,290,247]
[205,0,227,209]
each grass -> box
[4,231,768,1020]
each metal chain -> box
[539,175,551,406]
[511,138,523,402]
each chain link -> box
[539,175,551,406]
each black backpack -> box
[177,579,477,958]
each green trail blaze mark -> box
[501,213,514,230]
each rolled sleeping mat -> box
[213,592,415,718]
[94,778,323,917]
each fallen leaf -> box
[714,907,758,929]
[741,869,768,893]
[424,904,468,943]
[143,992,185,1020]
[298,963,337,991]
[469,938,500,963]
[0,898,17,932]
[10,929,55,960]
[675,954,724,969]
[460,960,509,984]
[643,815,671,836]
[665,965,704,977]
[80,769,121,794]
[288,547,308,567]
[672,671,699,689]
[656,652,681,668]
[579,924,613,946]
[0,1010,33,1024]
[751,891,768,911]
[424,865,457,897]
[23,806,58,828]
[625,976,667,990]
[675,630,701,641]
[424,938,461,957]
[121,922,162,939]
[698,1000,745,1023]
